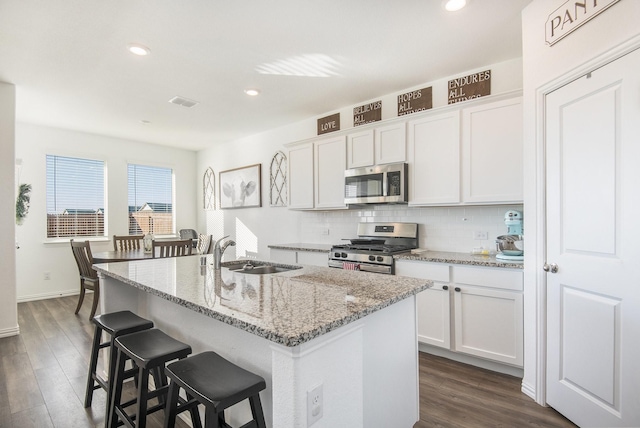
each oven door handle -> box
[358,263,392,274]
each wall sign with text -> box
[448,70,491,104]
[545,0,620,46]
[353,100,382,126]
[317,113,340,135]
[397,87,433,116]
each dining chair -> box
[70,239,100,319]
[196,234,212,254]
[113,234,144,251]
[152,239,193,258]
[179,228,198,249]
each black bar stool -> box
[84,311,154,414]
[108,328,199,428]
[164,351,267,428]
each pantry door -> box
[545,48,640,427]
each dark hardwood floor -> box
[0,295,575,428]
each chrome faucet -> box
[213,235,236,269]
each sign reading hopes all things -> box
[545,0,620,46]
[448,70,491,104]
[353,100,382,126]
[317,113,340,135]
[398,87,433,116]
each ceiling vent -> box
[168,96,199,108]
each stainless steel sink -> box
[222,261,301,275]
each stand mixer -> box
[495,210,524,261]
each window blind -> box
[46,155,105,238]
[127,164,173,235]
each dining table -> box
[92,248,202,264]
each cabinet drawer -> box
[395,260,449,282]
[452,266,523,291]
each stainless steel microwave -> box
[344,163,408,204]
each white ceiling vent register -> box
[168,96,199,108]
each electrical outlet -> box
[473,231,488,240]
[43,272,51,280]
[307,383,323,426]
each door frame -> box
[530,34,640,406]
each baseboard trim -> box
[418,343,524,378]
[0,325,20,338]
[17,290,88,303]
[521,381,537,402]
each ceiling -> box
[0,0,531,151]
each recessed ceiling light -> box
[443,0,467,12]
[128,43,151,56]
[244,89,260,96]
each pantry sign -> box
[545,0,620,46]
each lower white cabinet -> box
[396,260,523,367]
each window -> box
[128,164,173,236]
[46,155,105,238]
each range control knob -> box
[368,255,375,262]
[376,256,384,262]
[341,252,347,258]
[334,252,341,258]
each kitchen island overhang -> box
[94,255,431,428]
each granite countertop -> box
[94,255,431,347]
[395,250,524,269]
[267,243,332,253]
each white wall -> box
[0,82,18,337]
[521,0,640,404]
[197,59,524,259]
[14,123,198,301]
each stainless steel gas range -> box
[328,222,418,274]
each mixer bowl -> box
[496,235,524,256]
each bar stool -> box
[84,311,154,412]
[108,328,198,428]
[164,351,267,428]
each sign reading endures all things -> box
[448,70,491,104]
[397,87,433,116]
[317,113,340,135]
[545,0,620,46]
[353,100,382,126]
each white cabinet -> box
[451,266,523,366]
[396,260,523,367]
[269,248,328,267]
[461,97,523,204]
[374,123,406,164]
[314,136,347,209]
[346,123,406,169]
[347,130,374,168]
[407,111,461,205]
[287,136,346,210]
[288,143,314,209]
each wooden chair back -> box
[197,234,212,254]
[71,239,98,281]
[113,234,144,251]
[152,239,193,258]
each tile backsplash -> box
[300,204,524,253]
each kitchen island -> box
[94,255,431,428]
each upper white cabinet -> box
[288,136,346,210]
[347,130,374,168]
[314,136,347,209]
[346,123,406,169]
[288,142,314,209]
[374,123,406,165]
[461,97,523,204]
[407,111,461,205]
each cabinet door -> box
[462,97,523,203]
[452,284,523,366]
[269,249,298,264]
[375,123,406,164]
[314,136,347,209]
[347,130,374,168]
[288,143,314,209]
[396,261,451,349]
[407,111,461,205]
[297,251,329,267]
